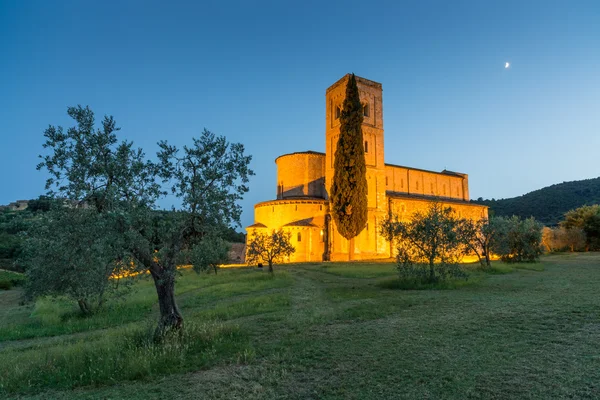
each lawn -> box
[0,254,599,399]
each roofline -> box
[386,191,487,208]
[326,74,382,94]
[385,163,467,177]
[255,198,328,208]
[275,151,325,163]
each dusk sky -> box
[1,0,599,229]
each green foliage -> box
[458,217,504,268]
[381,202,468,284]
[21,207,136,314]
[246,230,295,272]
[0,209,34,271]
[560,204,600,250]
[189,234,230,274]
[0,270,26,290]
[222,226,246,243]
[27,195,52,212]
[330,74,368,240]
[493,216,543,263]
[474,177,600,226]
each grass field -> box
[0,254,599,399]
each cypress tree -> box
[330,74,368,240]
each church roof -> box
[247,222,267,228]
[326,74,382,94]
[385,163,467,177]
[386,191,487,207]
[275,151,325,163]
[283,218,318,228]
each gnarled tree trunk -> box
[151,269,183,338]
[78,298,92,316]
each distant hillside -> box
[473,177,600,226]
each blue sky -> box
[1,0,599,229]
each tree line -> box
[381,203,544,284]
[473,177,600,226]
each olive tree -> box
[493,216,543,263]
[189,234,231,274]
[458,217,502,268]
[246,230,295,273]
[36,106,253,336]
[380,202,468,283]
[23,207,133,315]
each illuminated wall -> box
[275,152,326,199]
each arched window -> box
[335,106,341,119]
[297,232,302,242]
[364,141,369,153]
[363,103,370,117]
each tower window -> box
[363,104,370,117]
[335,106,341,119]
[297,232,302,242]
[385,176,388,186]
[364,141,368,153]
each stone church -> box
[246,74,488,262]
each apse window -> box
[297,232,302,242]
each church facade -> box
[246,74,488,262]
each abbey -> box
[247,74,488,262]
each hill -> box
[473,177,600,226]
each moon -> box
[505,62,510,69]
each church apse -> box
[275,152,326,199]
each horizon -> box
[1,1,599,229]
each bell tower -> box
[324,74,389,260]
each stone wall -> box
[275,152,325,199]
[385,165,469,201]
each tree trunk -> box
[268,260,274,274]
[429,258,435,282]
[151,270,183,338]
[78,298,92,316]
